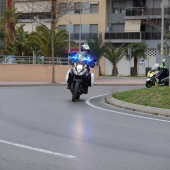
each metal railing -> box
[125,7,170,17]
[70,32,102,41]
[105,32,145,40]
[105,32,162,40]
[0,55,69,65]
[18,12,51,20]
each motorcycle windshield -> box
[151,63,160,71]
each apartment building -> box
[13,0,170,76]
[105,0,170,75]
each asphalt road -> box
[0,86,170,170]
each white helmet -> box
[162,58,166,63]
[81,43,90,51]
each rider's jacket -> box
[160,64,166,69]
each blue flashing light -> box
[70,54,78,61]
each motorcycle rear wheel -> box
[165,81,169,86]
[146,81,154,88]
[72,82,79,102]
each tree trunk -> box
[112,65,118,76]
[134,57,138,76]
[99,64,102,76]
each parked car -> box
[2,56,17,64]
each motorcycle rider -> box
[160,58,166,69]
[157,58,169,83]
[67,43,96,94]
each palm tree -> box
[0,31,5,40]
[103,44,125,76]
[0,30,5,53]
[88,37,108,75]
[15,24,33,56]
[126,43,147,76]
[1,8,20,41]
[5,24,33,56]
[28,25,68,57]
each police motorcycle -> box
[146,63,169,88]
[65,51,95,102]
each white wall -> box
[105,56,132,76]
[104,54,156,76]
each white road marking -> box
[85,94,170,123]
[0,139,75,159]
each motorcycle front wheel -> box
[146,81,154,88]
[72,81,79,102]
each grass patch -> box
[113,86,170,109]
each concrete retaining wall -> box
[0,64,99,82]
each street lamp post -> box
[128,48,132,76]
[51,0,56,83]
[79,0,82,52]
[160,0,165,62]
[67,1,71,54]
[51,11,55,83]
[67,9,71,65]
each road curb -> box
[105,95,170,117]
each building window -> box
[90,24,98,33]
[112,1,125,13]
[58,25,66,31]
[59,3,67,15]
[120,8,125,13]
[90,3,99,13]
[113,8,119,13]
[111,24,124,32]
[0,0,6,14]
[113,8,125,13]
[74,24,81,33]
[74,2,82,14]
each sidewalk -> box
[93,76,146,86]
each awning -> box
[124,20,141,32]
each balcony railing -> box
[18,12,51,20]
[125,7,170,17]
[70,33,102,41]
[105,32,162,40]
[105,32,145,40]
[144,32,161,40]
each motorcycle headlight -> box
[77,64,83,73]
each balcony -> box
[18,12,51,20]
[70,32,102,42]
[145,32,161,40]
[104,32,161,42]
[125,7,170,19]
[105,32,145,43]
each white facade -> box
[105,48,157,76]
